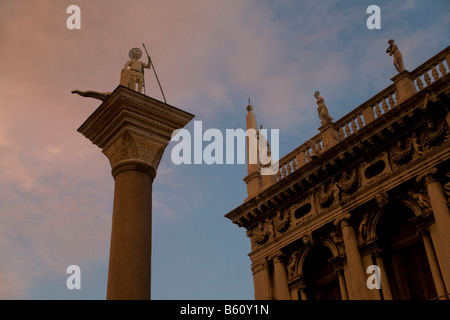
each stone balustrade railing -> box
[412,47,449,91]
[276,132,324,181]
[275,46,450,183]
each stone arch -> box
[366,195,424,241]
[296,237,340,276]
[297,242,342,300]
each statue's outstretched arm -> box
[71,90,111,101]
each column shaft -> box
[425,180,450,259]
[106,160,155,300]
[422,232,448,300]
[272,254,291,300]
[374,255,393,300]
[338,215,372,299]
[337,271,348,300]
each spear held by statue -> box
[143,43,167,104]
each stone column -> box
[335,214,371,299]
[372,250,393,300]
[335,269,348,300]
[77,85,194,299]
[417,168,450,262]
[251,260,272,300]
[420,230,448,300]
[270,252,291,300]
[107,159,155,299]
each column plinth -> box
[77,85,194,299]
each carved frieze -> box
[338,169,360,196]
[273,210,291,234]
[389,136,414,168]
[420,118,448,150]
[316,169,360,209]
[317,182,336,208]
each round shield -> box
[129,47,142,59]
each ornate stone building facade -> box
[226,46,450,300]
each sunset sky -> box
[0,0,449,299]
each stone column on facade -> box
[270,251,291,300]
[419,230,448,300]
[77,85,194,299]
[417,168,450,263]
[335,268,348,300]
[372,250,393,300]
[251,260,272,300]
[335,214,372,300]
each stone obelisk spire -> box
[76,49,194,299]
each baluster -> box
[416,76,424,90]
[431,65,439,81]
[424,71,431,86]
[351,119,357,133]
[382,99,389,113]
[338,127,345,139]
[357,114,364,129]
[388,94,396,109]
[316,140,322,152]
[306,149,312,162]
[344,123,351,137]
[296,150,306,167]
[281,164,287,178]
[287,161,292,174]
[277,168,282,181]
[292,157,297,171]
[374,103,382,117]
[439,61,447,76]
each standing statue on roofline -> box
[315,91,333,125]
[386,39,404,73]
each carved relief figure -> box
[249,222,270,247]
[390,138,413,167]
[408,191,431,212]
[317,183,335,208]
[386,39,404,73]
[314,91,333,125]
[420,119,449,151]
[273,210,291,234]
[338,169,360,196]
[287,252,299,279]
[358,213,369,244]
[375,192,388,208]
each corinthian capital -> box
[334,213,352,228]
[416,167,438,184]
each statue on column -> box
[121,47,151,93]
[314,91,333,125]
[386,39,404,73]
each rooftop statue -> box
[121,47,151,93]
[386,39,404,73]
[314,91,333,125]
